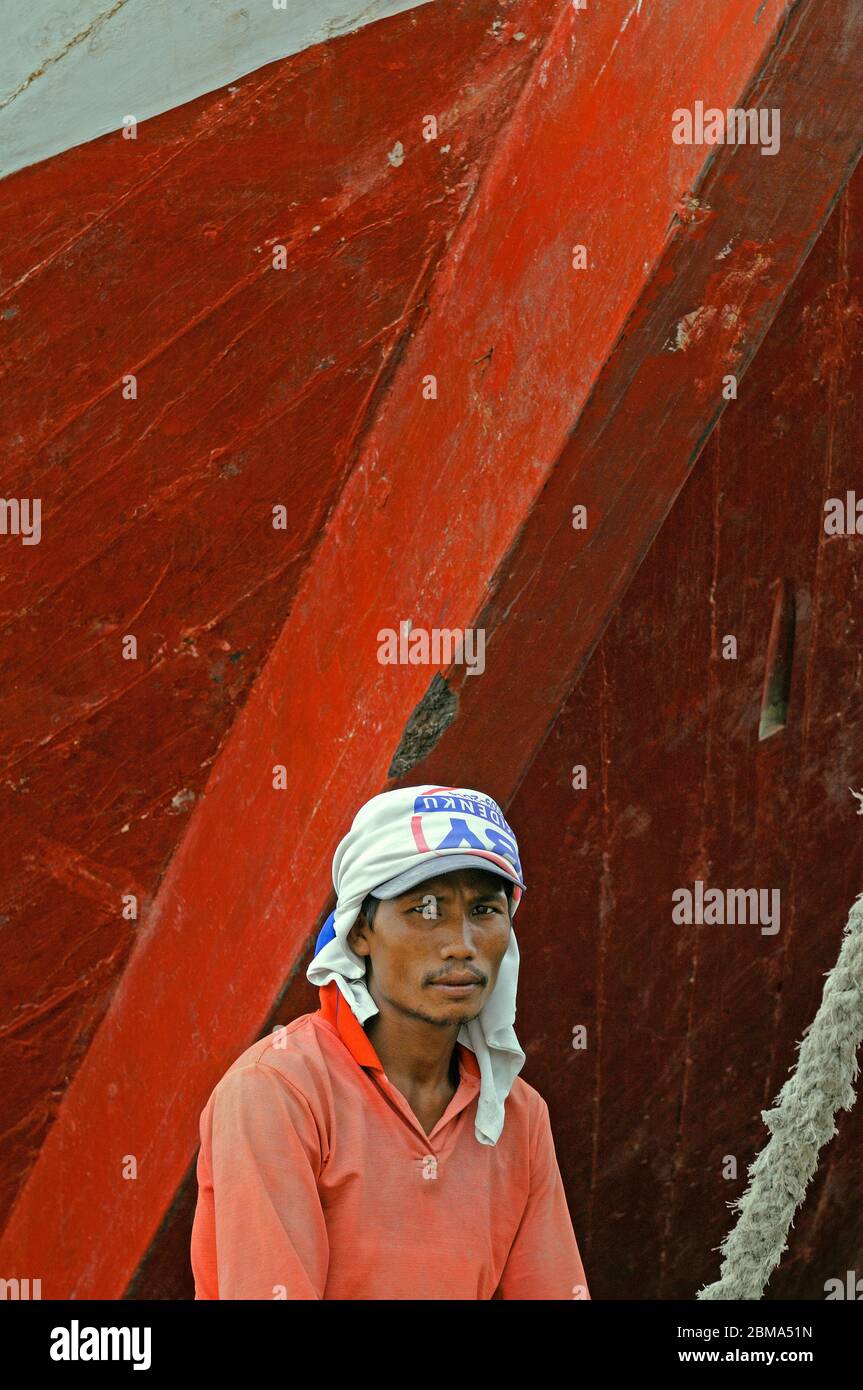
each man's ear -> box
[348,912,370,957]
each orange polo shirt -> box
[191,982,590,1300]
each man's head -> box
[347,866,514,1030]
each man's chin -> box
[395,989,486,1027]
[427,996,485,1024]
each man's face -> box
[347,867,513,1029]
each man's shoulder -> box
[208,1011,343,1106]
[505,1073,553,1133]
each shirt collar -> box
[317,981,481,1079]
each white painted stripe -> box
[0,0,433,181]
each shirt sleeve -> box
[493,1095,591,1300]
[191,1062,329,1300]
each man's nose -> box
[444,908,478,950]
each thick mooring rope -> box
[697,835,863,1300]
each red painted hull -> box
[1,0,862,1300]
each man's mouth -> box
[431,973,483,994]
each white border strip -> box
[0,0,433,181]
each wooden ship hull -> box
[1,0,862,1299]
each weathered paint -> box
[1,0,861,1298]
[412,0,863,802]
[130,165,863,1302]
[506,168,863,1302]
[0,0,554,1236]
[0,0,433,180]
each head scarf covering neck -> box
[306,784,527,1145]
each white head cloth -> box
[306,784,527,1145]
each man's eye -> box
[406,902,502,916]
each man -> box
[191,784,590,1300]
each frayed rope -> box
[697,790,863,1299]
